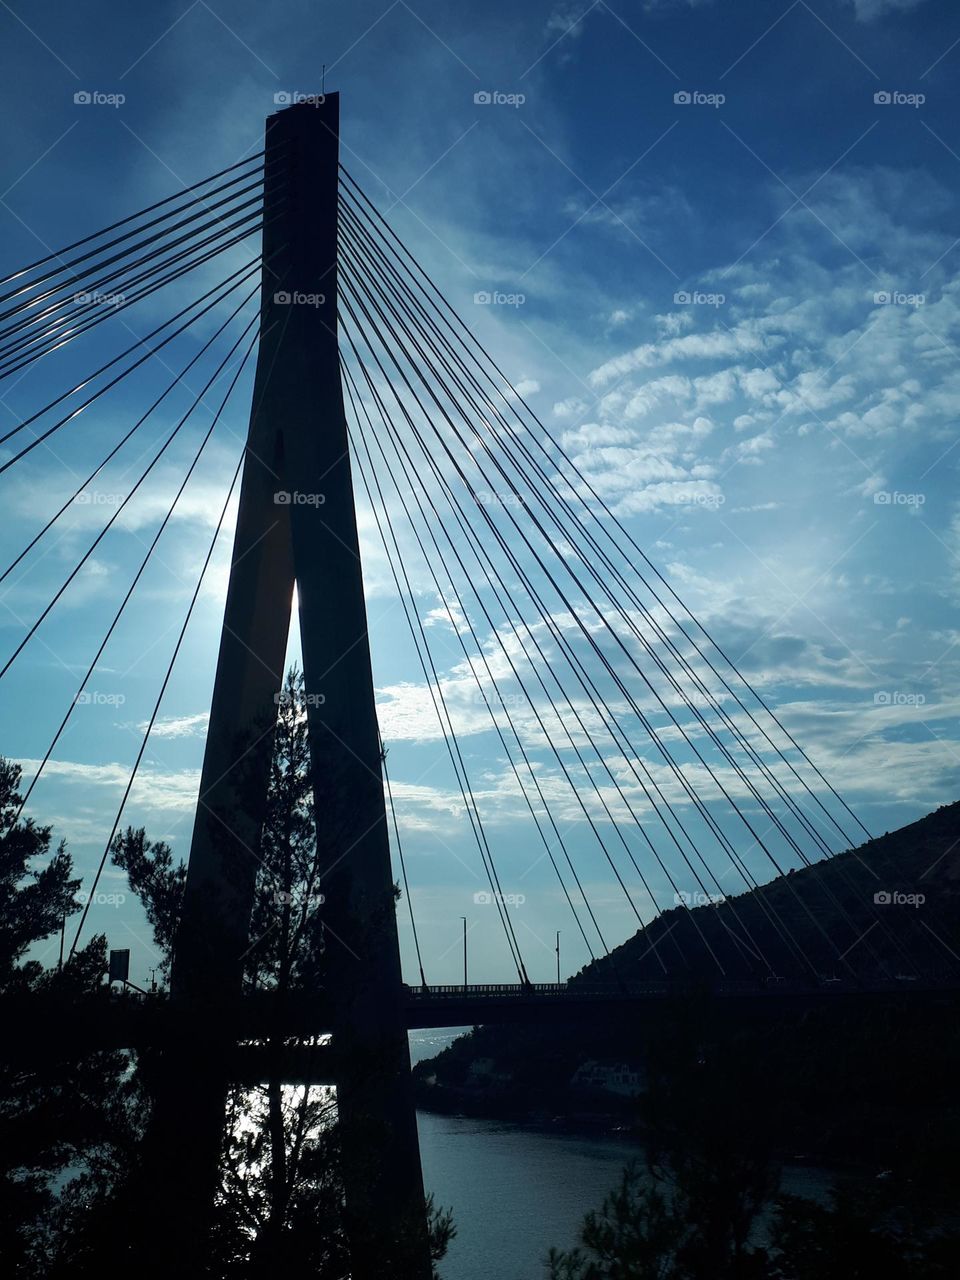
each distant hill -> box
[415,802,960,1166]
[573,800,960,983]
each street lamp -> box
[459,916,467,988]
[556,930,561,984]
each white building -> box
[571,1059,646,1097]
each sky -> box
[1,0,959,985]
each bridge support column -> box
[159,95,429,1278]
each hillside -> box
[414,802,960,1167]
[574,800,960,983]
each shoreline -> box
[415,1087,891,1181]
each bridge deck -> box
[6,977,953,1065]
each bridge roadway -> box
[400,976,948,1026]
[8,975,954,1065]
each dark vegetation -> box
[5,687,959,1276]
[0,668,452,1277]
[545,1008,960,1278]
[580,800,960,983]
[414,803,960,1276]
[417,802,960,1168]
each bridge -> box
[1,92,957,1277]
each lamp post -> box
[556,930,561,984]
[460,916,467,988]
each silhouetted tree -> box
[546,1010,960,1278]
[113,666,453,1276]
[0,758,135,1276]
[769,1176,960,1279]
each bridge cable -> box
[337,182,903,978]
[338,198,838,870]
[337,199,899,980]
[0,312,261,682]
[0,173,273,346]
[0,276,261,590]
[342,345,668,977]
[345,354,607,975]
[339,167,870,852]
[338,266,757,975]
[0,210,275,382]
[338,289,748,977]
[0,255,263,467]
[379,731,428,988]
[69,335,259,955]
[339,352,530,985]
[345,353,609,971]
[7,288,262,828]
[337,248,802,978]
[0,152,267,289]
[0,164,272,322]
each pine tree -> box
[0,758,133,1275]
[112,666,454,1275]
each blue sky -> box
[1,0,959,984]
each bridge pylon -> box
[145,95,430,1278]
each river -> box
[410,1028,839,1280]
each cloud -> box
[589,322,772,386]
[18,758,201,815]
[140,712,209,739]
[511,377,541,398]
[848,0,928,20]
[944,507,960,604]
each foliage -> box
[110,827,184,983]
[546,1015,960,1279]
[113,665,453,1276]
[0,758,136,1276]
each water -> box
[418,1109,638,1280]
[411,1028,639,1279]
[410,1029,838,1280]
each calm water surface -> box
[410,1029,836,1280]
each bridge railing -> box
[401,975,943,1000]
[402,981,673,999]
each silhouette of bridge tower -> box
[157,95,431,1278]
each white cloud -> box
[141,712,209,739]
[848,0,927,20]
[589,321,772,386]
[512,377,541,398]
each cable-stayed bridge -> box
[1,95,956,1276]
